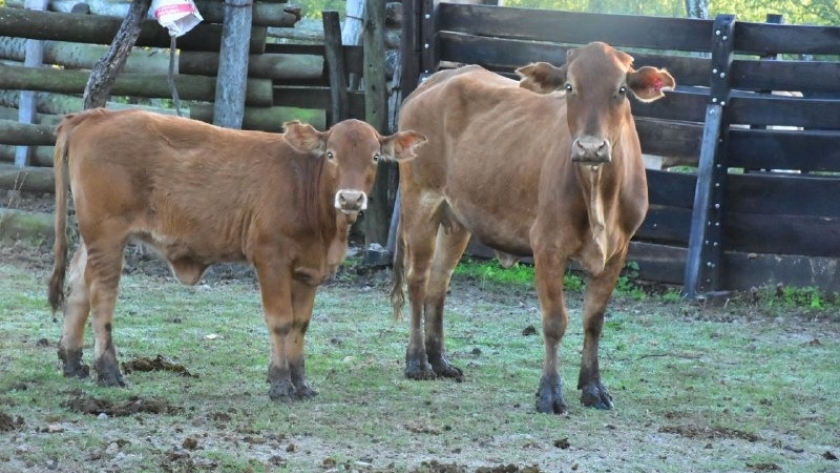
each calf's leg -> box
[577,251,625,410]
[423,226,470,380]
[58,245,91,379]
[288,279,318,398]
[256,260,315,401]
[84,239,127,387]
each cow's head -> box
[284,119,426,224]
[516,41,675,165]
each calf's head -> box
[284,119,426,223]
[516,41,675,165]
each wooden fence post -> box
[362,0,391,245]
[15,0,48,168]
[683,13,735,299]
[213,0,252,128]
[322,10,348,127]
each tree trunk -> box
[0,164,54,193]
[213,0,253,128]
[0,119,55,146]
[83,0,152,109]
[684,0,709,19]
[0,63,274,106]
[0,144,54,167]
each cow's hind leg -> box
[288,279,318,399]
[423,226,470,380]
[58,245,91,379]
[577,251,625,410]
[85,239,127,387]
[401,201,441,381]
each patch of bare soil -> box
[406,462,544,473]
[122,355,197,378]
[659,425,761,442]
[61,392,181,416]
[0,411,24,432]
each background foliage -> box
[293,0,838,25]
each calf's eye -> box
[326,151,335,160]
[564,83,573,92]
[373,153,381,163]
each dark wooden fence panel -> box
[731,60,840,94]
[733,21,840,56]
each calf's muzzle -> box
[335,189,368,214]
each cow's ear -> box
[627,66,675,102]
[516,62,567,94]
[283,120,327,154]
[380,130,427,162]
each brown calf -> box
[48,108,425,400]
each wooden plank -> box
[646,170,697,208]
[728,94,840,129]
[722,251,840,293]
[636,118,703,160]
[727,128,840,173]
[0,119,55,146]
[725,173,840,217]
[635,205,692,245]
[630,87,708,123]
[400,0,421,99]
[683,14,735,298]
[628,241,686,286]
[436,3,714,53]
[730,59,840,95]
[420,0,439,74]
[723,212,840,257]
[734,21,840,57]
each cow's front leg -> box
[257,261,315,401]
[533,249,569,414]
[577,251,625,410]
[287,279,318,399]
[58,245,91,379]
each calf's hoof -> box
[580,381,613,410]
[404,358,437,380]
[269,379,318,402]
[535,375,568,415]
[58,347,90,379]
[95,357,126,387]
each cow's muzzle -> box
[571,137,611,164]
[334,189,368,215]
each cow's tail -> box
[389,217,406,322]
[48,119,73,313]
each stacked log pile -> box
[0,0,336,181]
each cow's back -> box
[398,66,571,253]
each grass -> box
[1,258,839,473]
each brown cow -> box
[48,108,425,401]
[392,42,674,413]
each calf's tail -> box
[389,217,406,322]
[48,120,73,312]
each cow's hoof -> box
[269,379,296,401]
[536,375,568,415]
[580,381,613,410]
[293,382,318,400]
[431,358,464,382]
[404,359,437,380]
[58,348,90,379]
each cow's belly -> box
[445,197,534,256]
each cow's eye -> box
[326,151,335,160]
[373,153,381,163]
[564,83,573,92]
[619,85,627,94]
